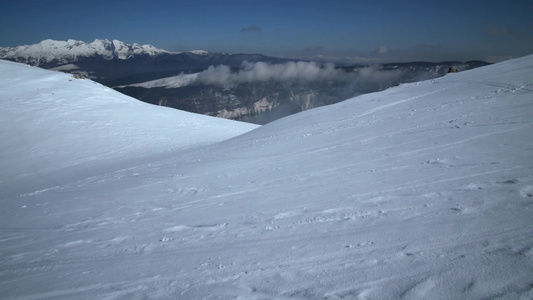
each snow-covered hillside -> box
[1,56,532,299]
[0,60,258,197]
[118,72,200,89]
[0,39,179,65]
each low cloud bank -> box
[195,61,349,86]
[191,61,408,95]
[354,67,406,90]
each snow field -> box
[1,56,533,299]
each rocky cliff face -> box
[114,61,491,124]
[116,79,369,124]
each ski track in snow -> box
[1,56,533,299]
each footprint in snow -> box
[519,185,533,198]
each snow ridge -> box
[0,59,258,188]
[118,72,200,89]
[0,39,190,65]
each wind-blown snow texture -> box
[1,56,533,299]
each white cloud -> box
[378,46,388,54]
[195,61,346,86]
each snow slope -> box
[117,72,200,89]
[0,60,258,199]
[1,56,533,299]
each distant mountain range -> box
[0,39,491,124]
[0,39,175,63]
[0,39,293,84]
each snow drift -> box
[1,56,532,299]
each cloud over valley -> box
[195,61,348,86]
[190,61,407,89]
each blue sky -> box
[1,0,532,63]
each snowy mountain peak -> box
[189,50,209,55]
[0,39,179,65]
